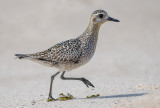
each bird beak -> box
[107,17,120,22]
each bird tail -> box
[15,54,29,59]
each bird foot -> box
[47,96,56,102]
[82,78,95,88]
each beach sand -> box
[0,0,160,107]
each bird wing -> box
[30,39,82,64]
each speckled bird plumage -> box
[15,9,119,101]
[16,10,112,71]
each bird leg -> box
[48,71,60,101]
[60,71,95,88]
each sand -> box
[0,0,160,107]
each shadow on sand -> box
[84,93,147,99]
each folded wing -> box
[29,39,82,64]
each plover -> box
[15,9,119,101]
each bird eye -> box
[99,14,103,18]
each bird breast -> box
[79,35,98,64]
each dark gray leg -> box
[48,71,60,101]
[60,71,95,88]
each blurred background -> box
[0,0,160,107]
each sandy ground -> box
[0,0,160,108]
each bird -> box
[15,9,119,101]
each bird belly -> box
[59,49,95,71]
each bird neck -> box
[83,22,102,39]
[86,22,101,36]
[78,22,101,41]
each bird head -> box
[90,9,120,25]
